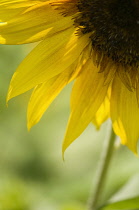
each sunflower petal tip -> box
[132,147,138,156]
[62,138,70,161]
[6,85,14,102]
[6,94,10,103]
[27,120,33,132]
[27,124,31,132]
[62,144,66,161]
[95,125,101,130]
[27,114,39,131]
[6,93,12,107]
[135,152,139,158]
[62,151,65,162]
[126,141,138,156]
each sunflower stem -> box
[87,124,116,210]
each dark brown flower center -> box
[75,0,139,67]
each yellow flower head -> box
[1,0,139,154]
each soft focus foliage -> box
[1,45,139,209]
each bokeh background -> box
[1,44,139,210]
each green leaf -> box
[99,174,139,210]
[108,174,139,202]
[99,197,139,210]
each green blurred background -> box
[0,44,139,210]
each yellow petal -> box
[0,1,73,44]
[111,74,139,153]
[27,59,82,129]
[62,59,109,154]
[0,0,39,21]
[92,92,110,129]
[7,29,90,101]
[117,67,133,91]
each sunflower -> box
[0,0,139,154]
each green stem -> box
[87,125,116,210]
